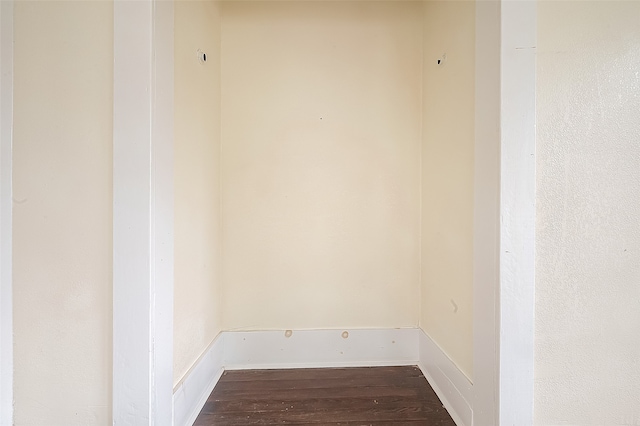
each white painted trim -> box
[151,0,175,422]
[0,2,13,425]
[418,330,473,426]
[473,1,501,425]
[499,1,536,424]
[223,328,419,370]
[113,2,153,421]
[113,0,174,424]
[474,1,537,423]
[173,334,225,426]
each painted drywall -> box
[173,0,223,387]
[12,1,113,424]
[420,0,475,379]
[535,1,640,424]
[221,1,422,330]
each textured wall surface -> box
[221,1,422,330]
[536,1,640,424]
[173,0,223,387]
[12,2,113,424]
[420,0,475,379]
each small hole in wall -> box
[197,49,207,64]
[341,331,349,339]
[437,59,441,64]
[284,330,293,338]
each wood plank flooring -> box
[194,365,456,425]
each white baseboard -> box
[223,328,419,370]
[173,333,225,426]
[172,328,474,426]
[417,329,473,426]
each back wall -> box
[221,1,423,330]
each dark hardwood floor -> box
[194,365,456,425]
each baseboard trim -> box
[417,329,473,426]
[224,328,419,370]
[173,333,225,426]
[173,328,474,426]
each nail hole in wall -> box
[341,331,349,339]
[284,330,293,338]
[197,49,207,64]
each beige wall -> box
[221,1,422,330]
[535,1,640,424]
[173,0,223,386]
[12,1,113,424]
[420,0,475,379]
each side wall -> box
[12,1,113,424]
[173,0,223,387]
[420,0,475,379]
[221,1,423,330]
[535,1,640,424]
